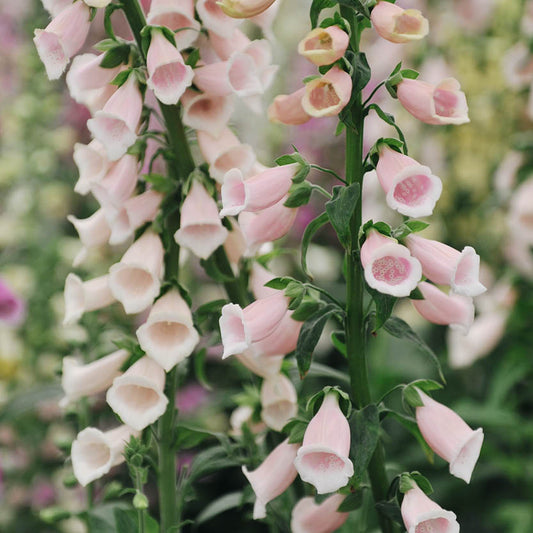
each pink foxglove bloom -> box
[298,26,349,66]
[108,231,165,314]
[0,279,25,326]
[136,289,200,371]
[208,28,251,60]
[181,91,234,138]
[397,78,469,125]
[197,129,256,183]
[236,351,283,378]
[73,140,110,196]
[71,425,139,487]
[268,88,312,125]
[360,230,422,297]
[41,0,72,17]
[238,197,298,254]
[174,181,229,259]
[230,405,267,436]
[146,31,194,105]
[33,1,91,80]
[219,0,277,18]
[106,357,168,431]
[260,373,298,431]
[401,484,459,533]
[87,74,143,161]
[370,2,429,44]
[196,0,241,38]
[220,163,300,217]
[249,263,277,299]
[375,146,442,217]
[508,177,533,244]
[147,0,200,50]
[67,209,112,266]
[251,311,302,357]
[242,438,300,519]
[294,393,354,494]
[219,292,289,358]
[291,494,349,533]
[63,273,115,325]
[60,349,128,407]
[302,67,352,118]
[415,390,484,483]
[412,282,474,334]
[224,222,248,268]
[405,234,486,297]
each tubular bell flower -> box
[375,145,442,217]
[73,140,110,195]
[415,390,484,483]
[294,393,354,494]
[360,230,422,297]
[181,91,234,138]
[291,493,349,533]
[67,209,111,266]
[250,311,302,357]
[236,351,284,378]
[401,484,460,533]
[397,77,469,125]
[219,0,277,19]
[298,26,349,66]
[302,67,352,118]
[371,2,429,44]
[260,373,298,431]
[405,234,486,297]
[242,438,300,519]
[268,88,311,125]
[196,0,241,39]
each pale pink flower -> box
[33,1,91,80]
[415,390,484,483]
[401,484,459,533]
[219,0,277,18]
[248,0,279,40]
[502,43,533,89]
[87,74,143,161]
[260,373,298,431]
[208,28,251,60]
[405,234,486,297]
[298,26,349,66]
[250,311,302,356]
[371,2,429,44]
[302,67,352,118]
[73,140,110,196]
[249,263,277,299]
[224,222,248,268]
[235,351,283,378]
[291,494,349,533]
[376,146,442,217]
[230,405,267,435]
[397,78,469,125]
[67,209,111,266]
[360,230,422,297]
[174,181,229,259]
[294,393,354,494]
[242,438,300,519]
[508,177,533,245]
[196,0,241,38]
[181,90,234,138]
[41,0,72,17]
[268,88,311,125]
[0,279,25,326]
[454,0,495,34]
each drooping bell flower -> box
[41,0,72,17]
[302,67,352,118]
[220,163,300,217]
[108,230,165,314]
[401,484,460,533]
[405,234,486,297]
[71,425,139,486]
[196,0,242,38]
[73,140,110,196]
[360,229,422,297]
[371,2,429,44]
[250,311,302,357]
[33,0,91,80]
[146,30,194,105]
[268,88,312,125]
[60,349,129,406]
[87,74,143,161]
[249,262,277,299]
[411,282,474,334]
[291,494,349,533]
[106,356,168,431]
[181,90,234,138]
[219,0,277,18]
[375,145,442,217]
[242,438,300,519]
[174,181,229,259]
[294,393,354,494]
[136,289,200,371]
[236,350,283,378]
[208,28,251,60]
[0,279,25,326]
[298,26,349,66]
[230,405,267,436]
[219,292,289,358]
[260,373,298,431]
[67,209,112,266]
[415,390,484,483]
[63,273,115,325]
[397,78,469,125]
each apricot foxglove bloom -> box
[181,91,234,138]
[0,280,25,326]
[405,234,486,297]
[302,67,352,118]
[294,393,354,494]
[415,390,484,483]
[235,351,283,378]
[375,145,442,217]
[196,0,241,39]
[401,484,459,533]
[219,0,277,19]
[73,140,110,195]
[106,357,168,431]
[360,230,422,297]
[298,26,349,66]
[268,88,311,125]
[397,78,469,125]
[67,209,111,266]
[260,373,298,431]
[242,438,299,519]
[371,2,429,44]
[291,494,349,533]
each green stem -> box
[214,247,249,307]
[135,472,146,533]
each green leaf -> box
[193,347,212,391]
[174,425,212,450]
[284,182,313,208]
[111,69,132,87]
[84,503,130,533]
[187,445,242,484]
[375,500,404,525]
[143,172,176,194]
[291,299,321,322]
[301,212,329,279]
[264,277,294,290]
[114,509,158,533]
[283,417,310,444]
[303,75,321,83]
[383,316,445,384]
[331,330,347,357]
[366,288,397,331]
[350,404,380,481]
[337,490,364,512]
[325,183,360,249]
[295,304,338,378]
[100,44,131,69]
[406,220,430,232]
[200,253,235,282]
[366,104,408,155]
[310,0,336,27]
[185,48,200,67]
[400,68,419,80]
[104,3,122,40]
[196,492,244,524]
[409,286,425,300]
[351,52,371,93]
[411,471,433,496]
[402,386,423,408]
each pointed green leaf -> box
[325,183,360,249]
[301,212,329,279]
[350,404,380,481]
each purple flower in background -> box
[175,383,209,415]
[0,279,25,326]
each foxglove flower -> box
[250,311,302,357]
[268,88,311,125]
[0,280,25,326]
[371,2,429,44]
[73,140,110,195]
[302,67,352,118]
[291,494,349,533]
[298,26,349,66]
[294,393,354,494]
[249,263,277,299]
[236,351,284,378]
[219,0,277,18]
[181,91,234,138]
[196,0,241,38]
[67,209,111,266]
[260,373,298,431]
[415,390,484,483]
[508,177,533,244]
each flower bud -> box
[268,88,311,125]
